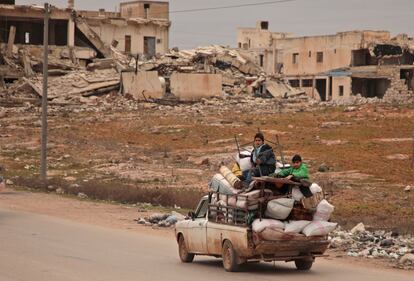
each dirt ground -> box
[0,187,407,271]
[0,100,414,231]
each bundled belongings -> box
[219,165,242,190]
[265,198,295,220]
[233,189,273,210]
[209,174,239,195]
[302,221,338,237]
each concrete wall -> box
[170,73,222,101]
[332,76,352,100]
[120,1,169,20]
[87,19,169,55]
[122,71,165,100]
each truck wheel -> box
[222,240,239,272]
[178,235,194,263]
[295,259,314,270]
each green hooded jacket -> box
[277,163,309,180]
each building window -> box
[25,32,30,44]
[144,3,150,18]
[259,54,264,67]
[302,79,313,87]
[308,51,311,58]
[339,85,344,96]
[248,39,251,48]
[292,53,299,64]
[260,21,269,30]
[289,79,300,88]
[334,49,337,54]
[238,42,241,48]
[125,35,131,53]
[157,38,162,44]
[317,52,324,63]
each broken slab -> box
[170,73,222,101]
[121,71,165,101]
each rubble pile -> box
[330,223,414,269]
[139,45,303,98]
[136,211,186,228]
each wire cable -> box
[169,0,296,14]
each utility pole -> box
[40,3,50,182]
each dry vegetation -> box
[1,101,413,232]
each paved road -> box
[0,208,412,281]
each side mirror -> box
[187,211,196,221]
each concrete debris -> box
[330,225,414,269]
[137,211,186,228]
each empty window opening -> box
[302,79,313,87]
[248,39,251,48]
[238,42,241,48]
[317,52,324,63]
[24,32,30,44]
[260,21,269,30]
[308,51,311,58]
[334,49,337,54]
[351,78,390,98]
[259,54,264,67]
[289,79,300,88]
[144,36,156,58]
[144,3,150,18]
[339,85,344,96]
[125,35,131,53]
[316,79,327,101]
[292,53,299,64]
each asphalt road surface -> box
[0,208,412,281]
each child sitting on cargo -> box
[275,154,313,197]
[246,133,276,181]
[277,154,309,180]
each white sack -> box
[313,199,335,221]
[236,151,252,171]
[302,221,337,236]
[265,198,295,220]
[310,183,323,194]
[252,219,285,233]
[292,187,304,201]
[285,220,312,233]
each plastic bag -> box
[310,183,323,194]
[292,187,304,201]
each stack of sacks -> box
[252,218,287,241]
[228,189,273,210]
[302,199,337,237]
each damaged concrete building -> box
[238,22,414,102]
[0,0,170,61]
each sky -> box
[17,0,414,49]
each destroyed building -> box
[238,22,414,102]
[0,0,170,61]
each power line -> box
[169,0,296,14]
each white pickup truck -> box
[175,194,329,272]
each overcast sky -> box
[17,0,414,49]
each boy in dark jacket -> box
[250,132,276,177]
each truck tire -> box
[178,235,194,263]
[222,240,239,272]
[294,259,314,270]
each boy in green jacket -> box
[277,154,309,180]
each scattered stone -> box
[55,187,65,194]
[404,186,412,192]
[5,179,14,185]
[137,218,146,225]
[201,158,210,165]
[344,106,357,112]
[400,254,414,265]
[351,222,366,234]
[380,239,395,247]
[318,163,330,172]
[69,183,80,189]
[47,185,56,191]
[386,154,409,160]
[77,192,88,199]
